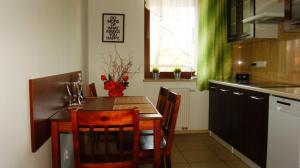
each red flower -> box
[101,74,128,96]
[101,74,107,81]
[122,75,129,81]
[104,81,116,90]
[118,83,126,91]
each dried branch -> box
[102,45,140,82]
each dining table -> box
[50,96,163,168]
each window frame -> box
[144,7,193,79]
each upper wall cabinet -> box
[284,0,300,31]
[228,0,243,42]
[228,0,284,42]
[228,0,254,42]
[228,0,239,41]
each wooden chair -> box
[72,108,140,168]
[140,87,170,135]
[156,87,170,116]
[86,83,97,97]
[139,91,181,167]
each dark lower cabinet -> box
[208,84,220,136]
[246,91,269,167]
[230,88,247,153]
[209,83,268,168]
[209,84,232,144]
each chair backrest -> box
[156,87,170,116]
[72,108,140,168]
[161,91,181,152]
[86,83,97,97]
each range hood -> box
[243,0,284,24]
[242,12,285,24]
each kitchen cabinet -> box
[209,84,232,144]
[227,0,239,42]
[208,84,220,136]
[285,0,300,31]
[230,88,247,153]
[227,0,279,42]
[227,0,254,42]
[241,0,253,38]
[246,90,268,167]
[209,83,269,168]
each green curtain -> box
[197,0,232,91]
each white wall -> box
[88,0,209,131]
[0,0,86,167]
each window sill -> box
[143,78,196,82]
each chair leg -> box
[161,154,165,168]
[165,153,171,168]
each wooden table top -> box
[50,96,162,121]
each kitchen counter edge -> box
[210,80,300,101]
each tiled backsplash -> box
[232,25,300,84]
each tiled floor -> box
[142,133,250,168]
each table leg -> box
[51,121,60,168]
[154,119,161,168]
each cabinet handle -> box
[209,86,216,90]
[233,92,244,96]
[250,96,264,100]
[220,89,229,92]
[276,101,291,106]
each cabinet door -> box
[209,84,269,168]
[220,87,233,144]
[291,0,300,20]
[240,0,254,39]
[209,84,220,133]
[246,91,269,168]
[209,84,232,144]
[285,0,300,31]
[228,0,239,41]
[230,89,247,153]
[215,86,233,144]
[228,0,255,41]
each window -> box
[145,0,198,79]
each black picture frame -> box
[102,13,125,43]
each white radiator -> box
[170,88,190,130]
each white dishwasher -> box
[267,96,300,168]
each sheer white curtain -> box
[146,0,198,72]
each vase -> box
[152,72,160,80]
[174,72,181,79]
[108,89,124,97]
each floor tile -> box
[182,149,222,163]
[224,160,250,168]
[205,140,230,153]
[172,149,188,164]
[168,133,250,168]
[174,134,211,142]
[172,163,192,168]
[214,150,239,161]
[190,162,229,168]
[140,164,152,168]
[175,141,210,151]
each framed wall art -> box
[102,13,125,43]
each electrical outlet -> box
[64,150,69,160]
[251,61,267,68]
